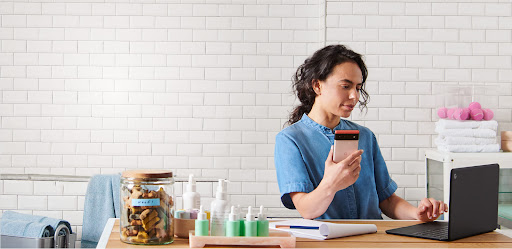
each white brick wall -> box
[1,0,512,245]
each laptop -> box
[386,163,499,241]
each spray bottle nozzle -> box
[215,179,229,200]
[217,179,228,190]
[186,174,196,192]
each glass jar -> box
[120,169,174,245]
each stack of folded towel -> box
[0,211,72,238]
[435,119,500,153]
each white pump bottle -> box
[183,174,201,210]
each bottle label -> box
[210,218,226,236]
[184,196,201,210]
[132,198,160,206]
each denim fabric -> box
[274,114,397,219]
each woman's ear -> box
[312,80,321,95]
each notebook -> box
[269,219,377,240]
[386,163,499,241]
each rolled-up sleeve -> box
[371,133,398,203]
[274,132,314,209]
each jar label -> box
[132,198,160,207]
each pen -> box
[275,225,319,230]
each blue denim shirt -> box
[274,114,397,219]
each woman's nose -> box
[349,88,358,99]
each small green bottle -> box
[195,205,209,236]
[238,205,245,236]
[226,206,240,237]
[244,206,257,237]
[257,205,269,237]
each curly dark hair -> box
[287,44,369,125]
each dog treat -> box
[131,220,142,226]
[130,206,142,214]
[140,209,153,220]
[143,216,160,231]
[122,226,140,237]
[131,187,143,199]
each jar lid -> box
[122,169,173,179]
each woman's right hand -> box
[289,146,363,219]
[321,146,363,193]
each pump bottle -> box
[210,179,229,236]
[183,174,201,210]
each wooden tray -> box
[189,230,296,248]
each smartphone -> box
[333,130,359,163]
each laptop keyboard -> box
[411,226,448,240]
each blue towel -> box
[81,174,120,248]
[1,211,71,236]
[0,219,54,238]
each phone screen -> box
[333,130,359,163]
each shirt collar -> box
[299,113,344,135]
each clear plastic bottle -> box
[120,170,174,245]
[210,179,229,236]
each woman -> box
[274,44,447,221]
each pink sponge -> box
[437,107,448,119]
[483,108,494,120]
[468,102,481,111]
[470,108,484,121]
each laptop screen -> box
[448,164,499,240]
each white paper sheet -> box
[269,219,377,240]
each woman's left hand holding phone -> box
[320,146,364,195]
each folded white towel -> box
[436,128,497,138]
[435,119,498,131]
[435,136,496,146]
[437,144,500,153]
